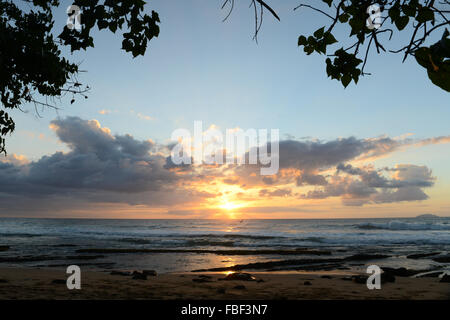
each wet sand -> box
[0,268,448,300]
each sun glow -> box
[219,201,242,211]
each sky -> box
[1,0,449,219]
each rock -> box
[0,279,8,283]
[381,272,396,283]
[110,271,131,276]
[352,275,368,284]
[198,275,212,279]
[217,288,226,294]
[341,277,353,281]
[432,255,450,263]
[0,246,10,252]
[257,279,264,283]
[192,278,212,283]
[440,274,450,283]
[219,272,256,281]
[304,281,312,285]
[321,275,332,279]
[131,272,147,280]
[382,267,425,277]
[407,252,440,259]
[233,285,246,290]
[142,270,157,276]
[51,279,66,285]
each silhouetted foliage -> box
[0,0,160,154]
[293,0,449,89]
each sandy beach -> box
[0,268,448,300]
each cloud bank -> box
[0,117,448,216]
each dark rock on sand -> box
[321,275,332,279]
[110,271,131,276]
[352,275,368,284]
[51,279,66,285]
[382,267,425,277]
[432,255,450,263]
[407,252,440,259]
[219,273,256,281]
[440,274,450,283]
[257,279,265,283]
[142,270,157,277]
[304,281,312,285]
[0,279,8,283]
[381,272,396,283]
[132,271,147,280]
[341,276,353,281]
[233,285,247,290]
[345,254,390,261]
[192,278,213,283]
[193,258,343,272]
[0,246,10,252]
[217,288,226,294]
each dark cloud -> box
[303,164,435,206]
[0,117,200,214]
[0,117,446,215]
[259,188,292,197]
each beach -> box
[1,218,449,299]
[0,268,448,300]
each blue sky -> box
[3,0,449,218]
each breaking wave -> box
[356,221,450,231]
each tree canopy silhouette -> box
[0,0,160,154]
[0,0,449,155]
[292,0,449,89]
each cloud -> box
[303,164,435,206]
[259,188,292,197]
[0,117,204,215]
[0,117,448,215]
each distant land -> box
[415,214,440,218]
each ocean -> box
[1,217,449,274]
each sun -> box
[216,200,244,219]
[219,201,241,211]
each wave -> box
[0,232,43,238]
[185,240,235,247]
[355,221,450,231]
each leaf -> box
[338,13,349,23]
[298,35,307,46]
[314,27,325,38]
[324,32,337,45]
[389,5,400,22]
[395,16,409,30]
[341,73,351,88]
[416,7,434,23]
